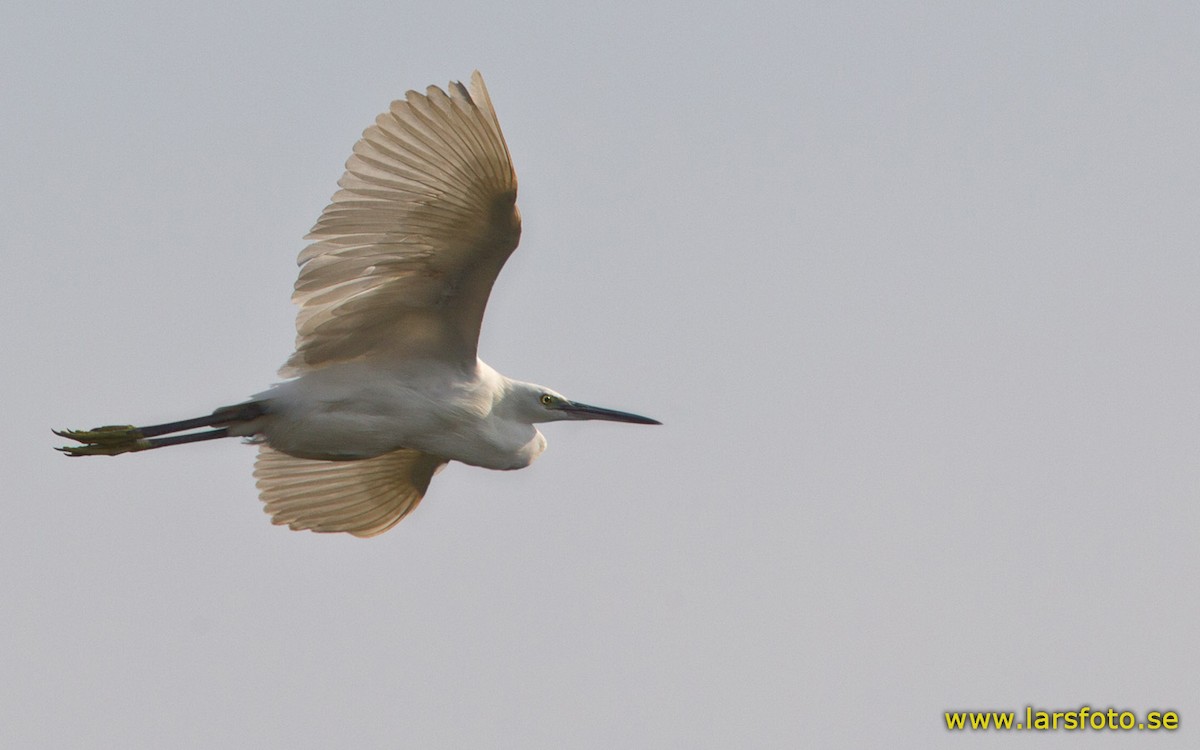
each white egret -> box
[55,71,659,537]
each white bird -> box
[55,71,659,537]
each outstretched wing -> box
[254,446,447,537]
[282,71,521,376]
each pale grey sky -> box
[3,1,1197,747]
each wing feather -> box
[254,446,447,537]
[282,71,520,376]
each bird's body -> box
[241,358,547,470]
[56,71,658,536]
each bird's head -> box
[507,382,661,426]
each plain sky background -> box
[3,1,1197,747]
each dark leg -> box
[54,401,265,457]
[131,402,266,438]
[56,428,233,457]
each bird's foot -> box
[53,425,149,457]
[53,425,143,445]
[56,441,151,457]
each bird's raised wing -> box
[281,71,520,376]
[254,446,447,537]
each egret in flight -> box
[55,71,659,537]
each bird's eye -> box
[540,394,554,406]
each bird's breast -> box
[421,421,545,470]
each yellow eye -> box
[540,394,554,406]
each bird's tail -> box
[54,401,266,457]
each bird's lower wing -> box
[254,446,447,537]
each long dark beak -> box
[559,401,661,425]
